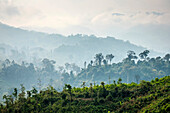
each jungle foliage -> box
[0,76,169,113]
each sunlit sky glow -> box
[0,0,170,52]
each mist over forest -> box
[0,22,169,112]
[0,22,169,97]
[0,22,163,66]
[0,0,170,112]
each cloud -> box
[146,11,164,16]
[0,0,20,17]
[5,6,20,16]
[0,0,170,52]
[112,13,125,16]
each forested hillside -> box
[0,75,169,113]
[63,51,170,87]
[0,50,169,103]
[0,22,162,66]
[0,25,169,111]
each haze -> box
[0,0,170,52]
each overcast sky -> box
[0,0,170,53]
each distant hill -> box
[0,22,163,66]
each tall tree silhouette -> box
[106,54,114,64]
[139,50,150,60]
[164,54,170,62]
[127,50,138,61]
[94,53,104,66]
[12,88,18,101]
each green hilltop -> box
[0,76,169,113]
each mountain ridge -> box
[0,22,163,66]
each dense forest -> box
[68,50,170,87]
[0,75,169,112]
[0,50,170,104]
[0,50,170,112]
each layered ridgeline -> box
[63,51,170,87]
[0,50,169,102]
[0,76,169,112]
[0,22,162,66]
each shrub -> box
[106,92,113,101]
[98,98,105,103]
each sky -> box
[0,0,170,53]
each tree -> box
[90,83,93,99]
[58,66,64,73]
[127,50,138,61]
[61,93,67,100]
[5,59,10,67]
[42,58,56,72]
[65,84,72,101]
[117,78,122,84]
[103,59,107,66]
[113,80,116,86]
[100,82,106,98]
[106,92,113,101]
[27,91,31,98]
[20,84,25,98]
[12,88,18,101]
[18,84,26,103]
[90,60,93,66]
[62,72,70,83]
[101,82,105,88]
[65,63,71,71]
[164,54,170,62]
[106,54,114,64]
[81,82,86,91]
[84,61,87,69]
[31,87,38,96]
[3,95,9,108]
[94,53,104,66]
[139,50,150,60]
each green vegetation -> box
[0,76,169,113]
[70,51,170,86]
[0,51,169,102]
[0,50,169,112]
